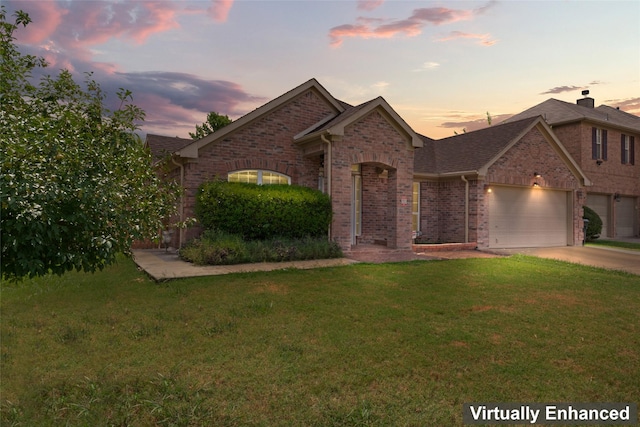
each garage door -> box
[616,197,636,237]
[587,194,609,238]
[489,186,569,248]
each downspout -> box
[171,156,185,248]
[320,132,332,239]
[461,175,469,243]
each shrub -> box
[179,232,342,266]
[583,206,602,241]
[195,181,332,240]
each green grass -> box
[2,256,639,426]
[587,239,640,251]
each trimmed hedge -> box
[195,181,332,240]
[583,205,602,241]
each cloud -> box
[436,31,497,46]
[329,1,497,47]
[208,0,235,22]
[604,97,640,115]
[540,85,583,95]
[414,61,440,71]
[357,0,385,11]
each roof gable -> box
[295,96,423,148]
[414,116,591,185]
[177,78,345,158]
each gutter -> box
[461,175,469,243]
[320,132,333,239]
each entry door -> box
[588,194,609,238]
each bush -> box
[195,181,332,240]
[583,206,603,241]
[179,232,342,266]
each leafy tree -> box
[189,111,232,140]
[1,7,177,280]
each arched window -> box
[227,170,290,185]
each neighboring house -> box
[507,96,640,238]
[414,116,591,249]
[146,79,618,253]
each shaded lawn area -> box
[1,256,639,426]
[587,239,640,252]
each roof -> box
[295,96,423,148]
[145,134,192,161]
[414,116,540,175]
[505,98,640,133]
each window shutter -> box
[631,136,636,165]
[621,134,626,164]
[602,129,608,160]
[592,127,597,159]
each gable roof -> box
[506,98,640,133]
[176,78,346,158]
[145,134,192,161]
[414,116,591,185]
[415,116,540,175]
[295,96,423,148]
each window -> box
[227,170,290,185]
[621,134,635,165]
[351,164,362,238]
[591,127,608,160]
[412,182,420,233]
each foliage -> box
[189,111,232,140]
[0,8,177,280]
[2,256,639,426]
[195,180,332,240]
[179,230,342,265]
[583,205,602,241]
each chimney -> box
[577,89,594,108]
[577,97,594,108]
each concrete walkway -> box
[132,247,500,281]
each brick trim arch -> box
[224,159,295,177]
[349,152,399,169]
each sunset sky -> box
[5,0,640,139]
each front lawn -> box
[2,256,639,426]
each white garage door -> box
[489,186,569,248]
[587,194,609,238]
[616,197,636,237]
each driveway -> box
[493,245,640,276]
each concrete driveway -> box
[494,245,640,276]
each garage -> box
[488,186,569,248]
[587,194,609,238]
[616,197,636,237]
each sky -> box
[5,0,640,139]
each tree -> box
[1,7,177,280]
[189,111,232,140]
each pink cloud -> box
[208,0,235,22]
[436,31,497,46]
[357,0,384,11]
[329,1,497,47]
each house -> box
[146,79,601,253]
[506,96,640,238]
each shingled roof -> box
[414,116,540,175]
[145,134,192,161]
[506,98,640,133]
